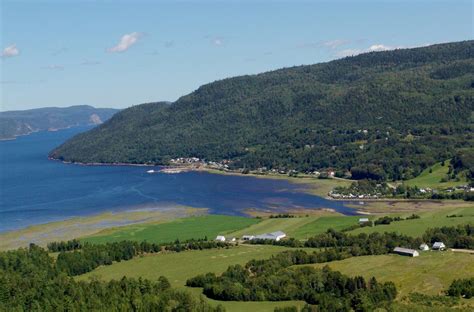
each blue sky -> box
[1,0,472,111]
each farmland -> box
[78,244,313,312]
[306,252,474,297]
[83,215,260,245]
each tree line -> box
[187,250,396,311]
[54,238,231,276]
[0,244,223,311]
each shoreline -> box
[47,158,470,204]
[0,205,206,251]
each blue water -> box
[0,127,355,233]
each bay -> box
[0,126,354,233]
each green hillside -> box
[50,41,474,181]
[404,160,467,189]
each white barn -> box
[215,235,226,242]
[254,231,287,241]
[393,247,419,257]
[242,235,255,241]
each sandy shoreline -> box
[0,205,206,251]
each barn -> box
[393,247,419,257]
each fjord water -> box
[0,127,354,232]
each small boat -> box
[146,169,155,174]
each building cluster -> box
[215,231,287,243]
[329,190,380,199]
[393,241,446,257]
[446,185,474,193]
[169,157,203,164]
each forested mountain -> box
[50,41,474,181]
[0,105,118,140]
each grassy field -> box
[348,206,474,237]
[404,161,466,189]
[227,216,319,238]
[306,251,474,297]
[83,215,261,244]
[349,199,474,214]
[78,244,312,311]
[291,216,361,239]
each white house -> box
[432,242,446,250]
[419,243,430,251]
[215,235,226,242]
[358,218,370,224]
[393,247,419,257]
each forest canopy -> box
[50,41,474,181]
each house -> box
[419,243,430,251]
[242,235,255,241]
[215,235,226,242]
[432,242,446,250]
[358,218,370,224]
[254,231,287,242]
[393,247,419,257]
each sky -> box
[1,0,472,111]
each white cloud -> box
[212,38,223,46]
[368,44,395,52]
[107,32,142,53]
[42,64,64,70]
[2,44,20,58]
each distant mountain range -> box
[0,105,119,140]
[50,41,474,181]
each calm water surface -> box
[0,127,355,232]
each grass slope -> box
[306,252,474,297]
[404,161,467,189]
[348,206,474,237]
[83,215,260,245]
[291,216,361,239]
[78,245,311,312]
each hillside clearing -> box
[304,252,474,297]
[404,161,467,189]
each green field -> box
[83,215,260,244]
[306,251,474,297]
[404,161,467,189]
[226,216,320,238]
[78,244,312,311]
[348,206,474,237]
[291,216,361,239]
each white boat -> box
[146,169,155,174]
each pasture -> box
[305,251,474,297]
[83,215,260,245]
[77,244,312,312]
[348,206,474,237]
[404,161,467,189]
